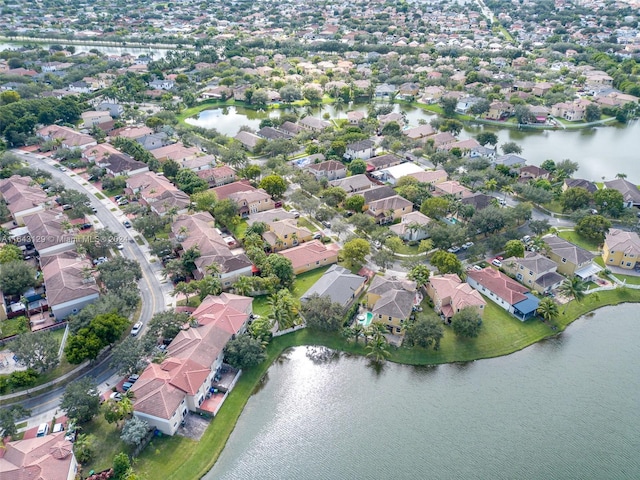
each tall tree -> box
[301,293,345,331]
[451,307,483,338]
[404,317,444,350]
[223,334,266,369]
[537,297,559,322]
[11,330,59,373]
[61,377,101,424]
[342,238,370,267]
[558,277,587,307]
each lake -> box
[206,304,640,480]
[187,102,640,183]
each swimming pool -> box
[356,312,373,327]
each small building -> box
[330,174,374,193]
[389,211,432,241]
[542,235,600,280]
[365,275,418,335]
[562,178,597,194]
[262,218,313,252]
[234,131,262,151]
[298,116,331,132]
[426,274,486,323]
[306,160,347,181]
[603,178,640,208]
[502,252,565,294]
[366,195,413,224]
[345,139,375,160]
[0,433,78,480]
[81,110,112,127]
[367,154,403,172]
[99,153,149,177]
[376,162,424,185]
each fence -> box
[272,324,306,337]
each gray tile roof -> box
[301,265,366,307]
[543,235,596,265]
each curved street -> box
[4,150,169,419]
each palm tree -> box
[176,226,189,242]
[172,281,189,304]
[20,296,29,321]
[616,173,627,179]
[558,276,587,311]
[483,178,498,194]
[537,297,559,322]
[233,275,253,296]
[501,184,514,201]
[352,322,364,344]
[205,262,221,277]
[366,331,390,364]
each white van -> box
[36,423,49,437]
[52,423,64,433]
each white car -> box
[116,243,124,250]
[110,392,123,401]
[290,210,300,218]
[130,322,142,336]
[491,259,502,268]
[447,246,461,254]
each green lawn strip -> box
[290,266,330,298]
[558,229,600,252]
[0,317,28,337]
[542,200,564,214]
[102,188,124,198]
[297,217,318,232]
[394,243,421,255]
[134,236,145,246]
[609,273,640,285]
[82,414,131,474]
[15,421,27,429]
[94,192,105,200]
[134,287,640,479]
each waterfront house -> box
[603,178,640,208]
[466,267,540,321]
[234,131,262,151]
[298,116,331,132]
[301,265,367,308]
[602,228,640,270]
[542,235,601,280]
[502,252,565,294]
[426,274,486,323]
[365,275,418,335]
[562,178,597,194]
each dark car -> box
[322,221,332,228]
[123,220,132,228]
[80,223,92,230]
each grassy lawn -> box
[297,217,319,232]
[94,192,105,200]
[102,188,124,198]
[81,414,131,475]
[134,235,145,246]
[609,273,640,285]
[134,285,640,479]
[229,220,248,240]
[0,317,28,338]
[542,199,564,214]
[176,296,202,308]
[558,229,600,252]
[394,243,421,256]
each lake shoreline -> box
[135,289,640,480]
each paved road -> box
[8,150,169,417]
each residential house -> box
[346,111,366,125]
[602,228,640,270]
[109,126,153,140]
[211,181,275,217]
[460,193,494,214]
[486,101,513,120]
[126,172,190,216]
[181,155,215,172]
[494,154,527,168]
[278,121,305,136]
[367,154,403,171]
[433,132,456,148]
[377,112,404,130]
[398,82,420,100]
[345,139,375,160]
[99,153,149,177]
[365,275,418,334]
[262,218,313,252]
[551,102,587,122]
[201,86,233,100]
[407,169,448,186]
[330,174,374,193]
[301,265,367,307]
[97,101,124,118]
[40,251,100,320]
[403,124,436,141]
[562,178,597,194]
[374,83,398,98]
[426,274,486,323]
[543,235,601,280]
[502,252,565,294]
[151,143,199,163]
[466,268,540,321]
[132,293,251,435]
[298,116,331,132]
[604,178,640,208]
[82,143,120,163]
[389,211,432,241]
[532,82,554,97]
[367,195,413,224]
[433,180,472,199]
[519,165,550,182]
[171,213,253,288]
[234,131,262,151]
[360,185,397,205]
[257,126,291,141]
[0,175,48,224]
[81,110,112,127]
[306,160,347,181]
[136,132,170,151]
[37,125,97,150]
[68,81,91,93]
[0,432,78,480]
[149,79,175,90]
[197,165,236,188]
[23,210,75,257]
[278,240,341,275]
[376,162,424,185]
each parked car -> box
[522,235,531,244]
[312,233,323,240]
[59,166,67,172]
[128,374,140,383]
[322,221,332,228]
[109,392,122,402]
[290,210,300,218]
[122,382,133,391]
[473,265,483,271]
[130,322,142,336]
[123,220,132,228]
[52,423,64,433]
[80,223,92,230]
[491,259,502,268]
[447,246,461,254]
[116,243,124,250]
[36,423,49,437]
[62,204,72,211]
[461,242,474,249]
[117,199,129,206]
